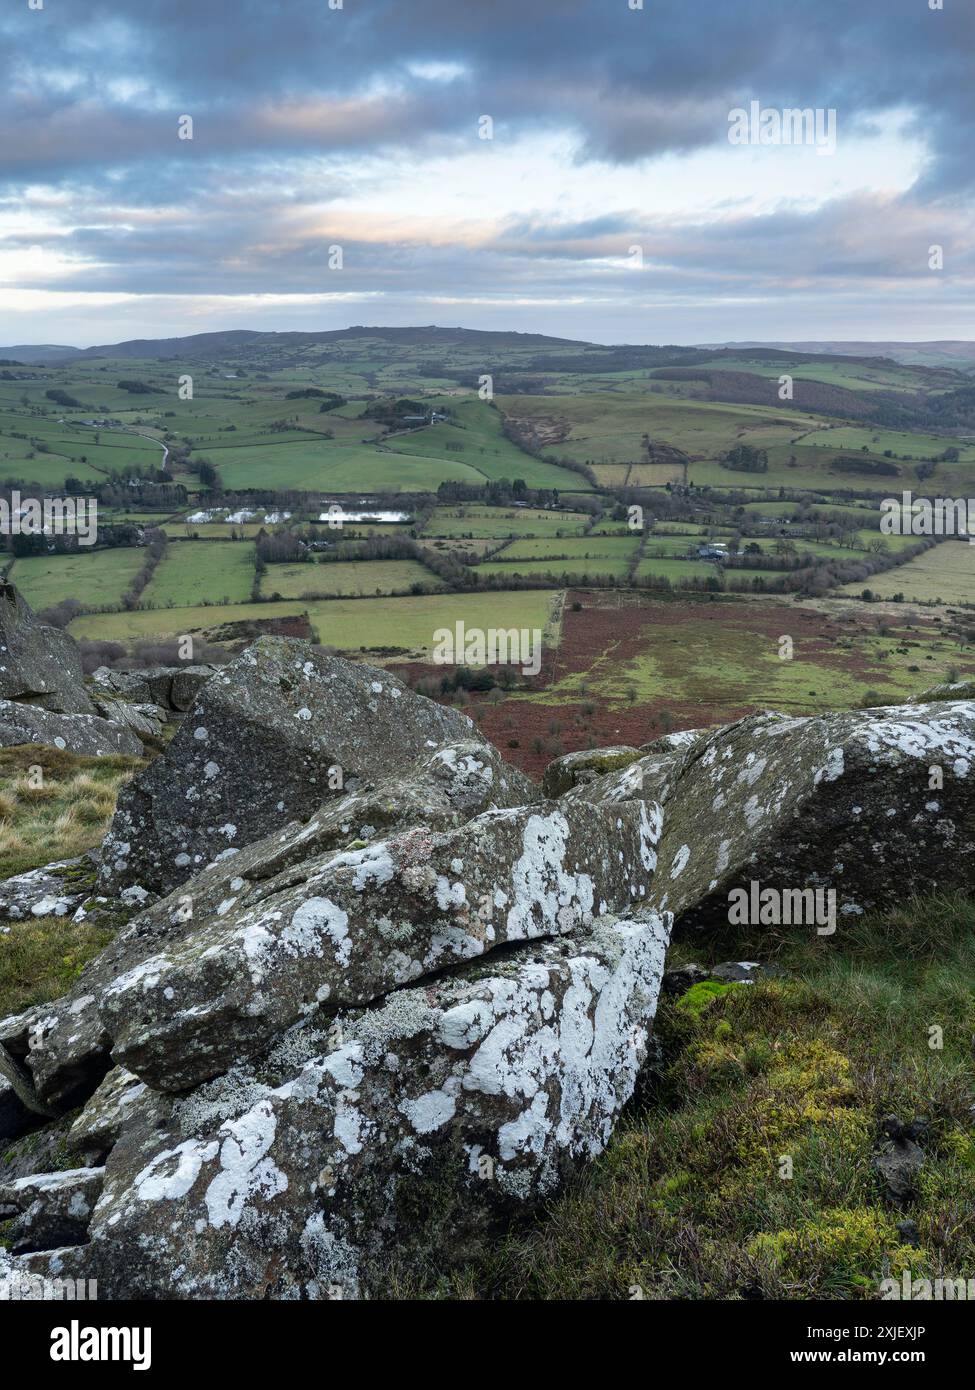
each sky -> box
[1,0,973,347]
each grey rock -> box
[24,913,669,1300]
[0,583,94,715]
[650,704,975,931]
[709,961,788,984]
[0,858,93,921]
[93,696,166,741]
[542,746,640,799]
[67,1067,149,1159]
[100,796,661,1091]
[564,728,707,807]
[98,638,491,895]
[0,1167,103,1254]
[0,700,143,757]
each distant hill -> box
[703,340,975,370]
[0,344,84,364]
[0,325,589,366]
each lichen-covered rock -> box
[0,1167,104,1254]
[914,680,975,703]
[98,638,490,895]
[564,728,707,806]
[0,583,94,716]
[233,739,537,868]
[16,913,668,1300]
[67,1067,149,1160]
[92,696,167,742]
[100,797,661,1091]
[0,700,144,757]
[0,858,93,921]
[650,703,975,930]
[90,664,217,711]
[542,746,640,799]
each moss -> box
[674,979,742,1021]
[749,1208,922,1289]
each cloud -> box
[0,0,971,342]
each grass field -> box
[8,548,147,611]
[422,506,591,539]
[70,589,560,658]
[261,558,442,598]
[142,540,257,607]
[840,540,975,604]
[496,536,638,563]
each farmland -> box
[0,325,970,748]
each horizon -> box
[4,324,975,354]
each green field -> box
[142,541,256,607]
[261,558,441,598]
[8,548,146,611]
[69,589,560,657]
[477,556,633,581]
[497,536,638,562]
[422,506,591,539]
[840,541,975,604]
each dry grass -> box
[0,745,144,879]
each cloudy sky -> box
[1,0,972,346]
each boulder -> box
[0,743,532,1111]
[649,703,975,930]
[0,583,93,715]
[92,697,167,742]
[0,858,94,921]
[542,746,640,799]
[98,638,492,895]
[0,701,143,758]
[99,796,660,1091]
[564,728,707,806]
[915,680,975,703]
[0,1167,104,1254]
[90,664,216,712]
[21,913,669,1300]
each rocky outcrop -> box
[542,746,640,798]
[0,1167,104,1254]
[564,728,707,807]
[0,583,93,716]
[6,794,659,1104]
[6,649,974,1301]
[0,859,94,921]
[98,797,659,1091]
[19,914,669,1299]
[91,696,166,743]
[649,703,975,929]
[99,638,491,895]
[90,664,218,713]
[0,700,144,757]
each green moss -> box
[674,979,742,1021]
[749,1208,921,1290]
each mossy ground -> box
[407,892,975,1300]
